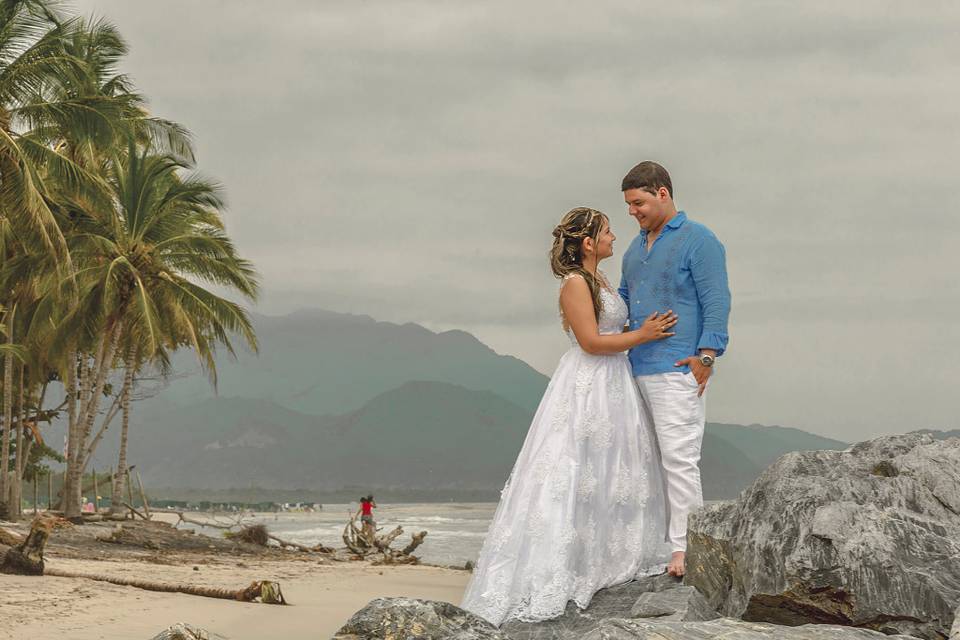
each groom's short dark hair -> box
[621,161,673,197]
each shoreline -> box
[0,515,471,639]
[2,556,470,639]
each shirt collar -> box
[665,210,687,229]
[640,210,687,237]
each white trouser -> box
[635,372,706,552]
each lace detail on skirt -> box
[460,330,670,625]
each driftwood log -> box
[170,510,250,531]
[122,501,150,521]
[342,514,428,562]
[174,516,334,554]
[267,532,334,553]
[0,527,24,547]
[43,568,287,604]
[402,530,428,556]
[0,515,54,575]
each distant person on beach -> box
[462,206,677,626]
[356,495,377,539]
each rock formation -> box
[686,434,960,639]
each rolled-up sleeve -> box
[689,233,731,356]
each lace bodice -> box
[561,273,628,347]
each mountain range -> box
[75,309,848,501]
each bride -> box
[461,207,674,626]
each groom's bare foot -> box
[667,551,685,577]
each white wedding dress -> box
[461,274,670,626]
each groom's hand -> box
[674,356,712,397]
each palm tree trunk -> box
[110,345,136,514]
[64,323,120,517]
[59,350,78,513]
[10,364,25,519]
[18,381,45,486]
[80,393,121,474]
[0,303,15,516]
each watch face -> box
[700,355,715,366]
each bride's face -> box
[593,221,616,260]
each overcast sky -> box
[73,1,960,441]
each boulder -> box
[630,586,720,621]
[332,597,510,639]
[686,433,960,639]
[580,617,921,639]
[502,574,690,640]
[335,595,917,640]
[149,624,218,640]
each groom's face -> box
[624,187,668,231]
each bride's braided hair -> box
[550,207,608,322]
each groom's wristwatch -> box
[698,353,715,368]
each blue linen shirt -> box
[618,211,731,376]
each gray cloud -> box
[74,0,960,439]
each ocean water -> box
[178,502,498,567]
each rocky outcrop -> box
[580,618,919,639]
[686,433,960,639]
[630,586,720,622]
[501,574,688,640]
[333,597,510,639]
[149,624,217,640]
[336,593,917,639]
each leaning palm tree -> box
[50,142,259,516]
[0,0,100,260]
[11,13,199,517]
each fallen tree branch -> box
[343,516,370,556]
[402,530,428,556]
[0,528,24,547]
[0,515,55,575]
[374,526,403,551]
[122,501,149,521]
[43,569,287,604]
[169,510,251,531]
[267,533,334,554]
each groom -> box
[618,161,731,577]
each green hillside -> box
[134,381,529,491]
[127,383,851,500]
[158,310,549,415]
[66,308,855,501]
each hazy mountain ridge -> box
[79,309,856,500]
[157,309,550,415]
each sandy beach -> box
[0,517,470,640]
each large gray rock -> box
[334,595,917,640]
[502,574,692,640]
[333,597,510,639]
[630,586,720,622]
[686,433,960,639]
[580,617,920,639]
[149,624,220,640]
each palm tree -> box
[0,1,107,260]
[9,12,203,517]
[53,143,259,515]
[1,2,260,518]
